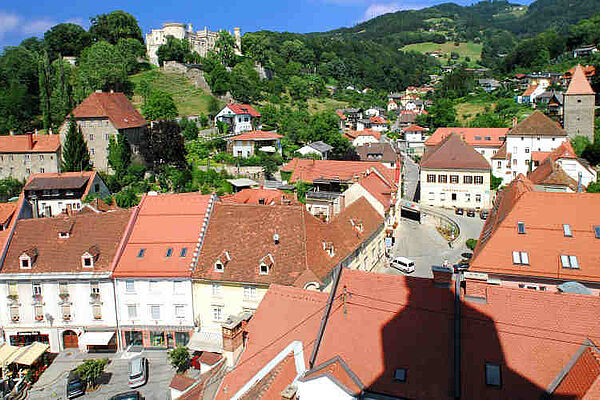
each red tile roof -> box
[548,140,578,162]
[370,116,387,125]
[421,133,490,170]
[217,269,600,399]
[531,151,551,164]
[358,172,393,211]
[0,202,16,225]
[170,374,196,391]
[2,210,132,274]
[491,142,508,160]
[509,111,567,137]
[403,124,426,132]
[113,193,213,278]
[528,158,578,191]
[335,110,347,120]
[471,176,600,282]
[426,127,508,148]
[522,84,538,97]
[566,65,595,95]
[227,130,283,141]
[226,104,261,117]
[70,92,147,129]
[343,129,382,141]
[551,343,600,399]
[219,189,296,206]
[0,134,60,153]
[281,158,396,187]
[198,351,222,366]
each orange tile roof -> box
[370,116,387,125]
[528,158,578,191]
[226,103,261,117]
[343,129,382,141]
[403,124,426,132]
[281,158,396,187]
[426,127,508,148]
[522,84,538,97]
[358,172,393,211]
[471,177,600,282]
[566,64,595,95]
[565,65,595,78]
[217,269,600,399]
[300,356,363,395]
[0,134,60,153]
[509,111,567,137]
[548,140,578,161]
[0,202,16,225]
[170,374,196,391]
[70,92,147,129]
[491,142,508,160]
[2,210,132,274]
[531,151,551,164]
[421,133,490,170]
[551,342,600,399]
[219,189,296,205]
[335,110,347,120]
[228,130,283,141]
[113,193,213,278]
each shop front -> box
[79,331,117,353]
[120,327,192,350]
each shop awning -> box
[13,342,49,366]
[0,344,20,365]
[80,331,115,346]
[188,331,222,353]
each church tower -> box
[563,64,596,142]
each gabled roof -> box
[227,130,282,141]
[113,193,213,278]
[0,134,60,154]
[528,158,578,191]
[421,133,490,170]
[307,141,333,153]
[491,142,508,160]
[426,127,508,148]
[357,173,393,211]
[403,124,426,132]
[508,111,567,137]
[281,158,396,186]
[24,171,99,198]
[355,143,397,164]
[566,64,595,95]
[548,140,577,162]
[219,189,296,206]
[522,84,538,97]
[69,92,147,129]
[225,103,261,117]
[370,116,387,125]
[0,202,16,225]
[549,340,600,399]
[217,269,600,400]
[2,210,132,274]
[471,176,600,282]
[343,129,382,141]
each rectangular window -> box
[212,306,223,321]
[437,175,447,183]
[560,255,579,269]
[40,168,45,173]
[90,281,100,295]
[10,306,19,322]
[243,286,257,300]
[127,304,137,319]
[525,148,529,153]
[180,248,188,257]
[89,134,94,141]
[59,282,68,295]
[465,193,471,202]
[165,248,173,257]
[562,224,572,237]
[62,304,71,320]
[137,248,145,258]
[475,194,481,203]
[427,174,436,183]
[450,175,459,184]
[497,161,501,168]
[512,251,529,265]
[173,281,185,294]
[517,222,525,234]
[150,305,161,320]
[105,134,110,141]
[175,305,185,318]
[32,283,42,296]
[474,176,484,185]
[9,282,18,296]
[34,305,44,320]
[463,176,473,184]
[39,155,44,161]
[485,363,502,387]
[92,304,102,320]
[394,368,407,382]
[595,226,600,239]
[125,280,135,293]
[90,148,95,155]
[212,283,221,296]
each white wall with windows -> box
[0,274,117,352]
[420,168,492,210]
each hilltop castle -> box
[146,23,241,66]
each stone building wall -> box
[563,93,595,142]
[0,150,60,181]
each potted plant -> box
[59,293,69,301]
[33,294,42,303]
[7,294,18,302]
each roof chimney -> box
[512,117,518,128]
[28,134,34,150]
[577,172,583,193]
[273,233,280,245]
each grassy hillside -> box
[130,70,216,117]
[401,41,482,66]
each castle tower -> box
[233,27,242,55]
[563,64,596,143]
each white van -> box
[390,257,415,273]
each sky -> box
[0,0,531,49]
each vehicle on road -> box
[66,370,86,399]
[454,208,464,215]
[466,209,476,217]
[128,357,148,388]
[390,257,415,273]
[461,252,473,259]
[110,391,143,400]
[480,210,489,220]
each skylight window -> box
[512,251,529,265]
[594,226,600,239]
[166,248,173,258]
[563,224,572,237]
[180,248,187,257]
[394,368,407,382]
[517,222,525,234]
[560,255,579,269]
[475,136,482,140]
[137,248,145,258]
[485,363,502,387]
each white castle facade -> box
[146,23,242,66]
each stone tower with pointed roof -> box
[563,64,596,142]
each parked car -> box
[66,370,86,399]
[480,210,489,220]
[128,357,148,388]
[466,209,476,217]
[454,208,464,215]
[390,257,415,273]
[110,391,143,400]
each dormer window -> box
[259,264,269,275]
[259,254,274,275]
[58,232,70,239]
[19,248,37,270]
[82,246,99,268]
[214,250,231,272]
[214,261,224,272]
[322,241,335,257]
[20,257,31,269]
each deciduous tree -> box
[89,11,144,45]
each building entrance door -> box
[63,330,78,348]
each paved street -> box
[376,207,485,278]
[28,350,174,400]
[402,153,420,202]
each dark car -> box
[110,391,143,400]
[466,209,476,217]
[66,370,86,399]
[454,208,464,215]
[480,210,489,220]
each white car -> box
[390,257,415,273]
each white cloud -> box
[21,19,56,35]
[0,12,20,40]
[0,10,87,45]
[362,2,402,20]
